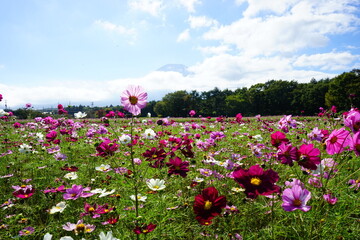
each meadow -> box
[0,109,359,239]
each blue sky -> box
[0,0,359,109]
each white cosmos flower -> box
[143,128,156,139]
[146,179,166,191]
[99,231,119,240]
[95,164,112,172]
[74,111,87,119]
[43,233,53,240]
[119,134,131,144]
[193,177,204,183]
[63,172,78,180]
[90,188,115,197]
[49,201,67,214]
[253,134,263,141]
[130,194,147,202]
[36,132,44,140]
[19,144,33,154]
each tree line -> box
[10,69,360,119]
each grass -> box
[0,114,359,239]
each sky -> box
[0,0,359,109]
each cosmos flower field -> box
[0,95,359,239]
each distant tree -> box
[225,87,250,116]
[325,69,360,110]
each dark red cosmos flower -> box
[193,187,227,225]
[270,131,289,148]
[166,156,190,178]
[133,223,157,235]
[60,165,79,172]
[96,139,119,157]
[81,202,114,218]
[142,147,167,168]
[232,165,281,199]
[297,144,321,170]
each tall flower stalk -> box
[121,85,148,238]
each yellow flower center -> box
[76,223,85,232]
[293,199,302,206]
[142,229,149,233]
[204,200,212,210]
[129,96,138,105]
[250,177,262,186]
[88,207,95,212]
[153,185,159,189]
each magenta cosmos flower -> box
[325,128,351,155]
[63,184,94,200]
[270,131,289,148]
[297,144,321,170]
[121,85,147,116]
[282,185,311,212]
[277,143,299,166]
[12,185,35,199]
[96,139,119,157]
[232,165,281,199]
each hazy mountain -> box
[157,64,191,76]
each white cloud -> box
[188,15,218,28]
[293,51,359,71]
[94,20,136,37]
[128,0,164,17]
[177,29,190,42]
[203,0,359,56]
[177,0,201,13]
[197,45,230,55]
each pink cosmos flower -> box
[189,110,196,117]
[19,226,34,236]
[121,85,147,116]
[349,131,360,156]
[307,127,324,142]
[325,128,351,155]
[323,193,337,205]
[63,220,95,235]
[0,94,2,102]
[282,185,311,212]
[344,109,360,133]
[63,185,95,200]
